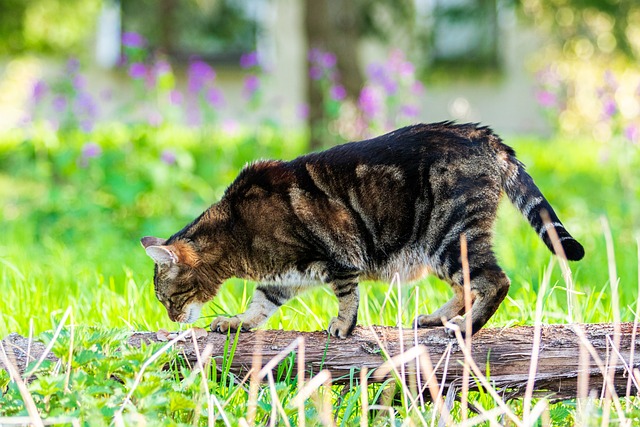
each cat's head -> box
[140,236,218,324]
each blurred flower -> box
[243,75,260,99]
[161,149,177,165]
[309,66,323,80]
[536,90,557,108]
[321,52,337,69]
[155,59,172,75]
[358,86,381,117]
[412,80,425,94]
[602,98,617,118]
[73,75,86,90]
[31,80,48,104]
[52,96,67,111]
[67,58,80,74]
[129,62,146,79]
[206,88,224,108]
[624,124,638,143]
[400,104,420,118]
[122,32,146,48]
[188,60,215,93]
[330,85,346,101]
[240,51,259,69]
[169,89,183,105]
[81,142,101,159]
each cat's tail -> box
[501,155,585,261]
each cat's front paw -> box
[327,317,355,339]
[211,316,248,334]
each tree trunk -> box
[303,0,364,149]
[3,323,639,400]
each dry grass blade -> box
[0,342,45,427]
[298,336,306,427]
[449,327,523,427]
[365,325,429,426]
[600,216,622,427]
[626,237,640,401]
[460,234,472,424]
[456,406,505,427]
[258,337,302,379]
[114,329,192,418]
[290,369,331,408]
[24,306,72,379]
[267,370,291,427]
[523,257,553,419]
[571,324,627,425]
[360,367,369,427]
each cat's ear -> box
[140,236,167,248]
[140,236,176,265]
[145,245,179,265]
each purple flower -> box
[358,86,380,117]
[66,58,80,74]
[382,78,398,95]
[122,32,146,48]
[31,80,48,104]
[412,80,425,94]
[188,60,215,93]
[536,90,557,108]
[308,48,322,62]
[624,124,638,143]
[240,51,259,69]
[243,75,260,99]
[161,149,177,165]
[330,85,346,101]
[81,142,101,159]
[400,104,420,118]
[73,75,85,90]
[398,61,415,77]
[603,98,617,118]
[52,96,67,111]
[321,52,337,69]
[169,90,183,105]
[154,59,172,75]
[366,63,386,84]
[309,66,323,80]
[604,70,618,89]
[206,87,224,108]
[129,62,147,79]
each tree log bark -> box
[3,323,639,400]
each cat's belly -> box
[364,248,433,283]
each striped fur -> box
[141,122,584,337]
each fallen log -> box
[2,323,639,400]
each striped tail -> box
[503,160,584,261]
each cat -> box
[141,122,584,338]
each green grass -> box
[1,126,639,425]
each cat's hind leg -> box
[444,267,510,337]
[211,285,296,333]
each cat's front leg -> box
[328,271,360,338]
[211,285,294,333]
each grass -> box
[0,126,639,425]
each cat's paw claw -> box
[210,316,246,334]
[444,315,467,338]
[327,317,353,339]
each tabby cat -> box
[141,122,584,338]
